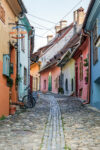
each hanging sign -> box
[10,25,27,35]
[11,36,25,39]
[10,30,27,35]
[12,26,25,30]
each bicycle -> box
[22,85,36,108]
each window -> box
[0,5,5,23]
[55,76,59,88]
[79,88,83,97]
[24,67,27,85]
[21,34,25,51]
[71,78,74,91]
[10,63,13,74]
[93,20,98,65]
[44,80,46,89]
[65,78,68,91]
[3,54,10,76]
[80,61,83,81]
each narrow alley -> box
[0,93,100,150]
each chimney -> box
[74,7,85,25]
[47,35,53,43]
[55,25,60,33]
[60,20,67,29]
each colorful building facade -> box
[30,61,41,92]
[18,15,32,100]
[83,0,100,109]
[73,36,90,101]
[40,64,60,93]
[0,0,26,117]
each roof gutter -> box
[18,0,27,13]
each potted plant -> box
[16,75,22,86]
[7,77,13,87]
[58,87,64,94]
[84,57,89,84]
[9,105,16,115]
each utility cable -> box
[27,14,56,24]
[42,0,83,36]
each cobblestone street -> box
[0,94,100,150]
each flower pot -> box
[9,105,16,115]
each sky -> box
[23,0,90,51]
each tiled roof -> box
[40,31,81,72]
[38,23,74,57]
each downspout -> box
[82,29,91,104]
[28,28,35,90]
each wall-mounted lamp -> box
[95,35,100,47]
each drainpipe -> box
[82,29,91,104]
[28,28,35,90]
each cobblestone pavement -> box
[40,95,65,150]
[57,96,100,150]
[0,94,100,150]
[0,96,50,150]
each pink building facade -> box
[73,36,90,101]
[40,64,61,93]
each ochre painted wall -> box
[0,0,17,117]
[30,63,40,91]
[0,61,9,117]
[10,47,17,103]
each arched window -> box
[65,78,68,91]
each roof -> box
[40,31,81,72]
[31,51,40,62]
[18,0,27,13]
[38,23,74,57]
[57,31,81,66]
[83,0,95,29]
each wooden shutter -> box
[80,61,83,81]
[93,20,98,65]
[65,78,68,91]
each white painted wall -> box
[39,24,82,68]
[62,58,75,96]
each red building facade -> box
[73,36,90,101]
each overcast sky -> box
[23,0,90,51]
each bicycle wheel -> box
[22,95,33,108]
[32,96,36,107]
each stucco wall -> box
[40,66,61,93]
[0,0,16,116]
[30,63,40,91]
[62,59,75,95]
[39,28,74,68]
[85,0,100,109]
[18,19,29,100]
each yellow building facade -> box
[30,62,41,91]
[0,0,26,117]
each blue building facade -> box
[18,15,32,100]
[83,0,100,109]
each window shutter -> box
[80,61,83,81]
[93,20,98,65]
[65,78,68,91]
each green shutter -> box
[48,73,52,91]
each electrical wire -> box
[29,19,54,34]
[41,0,83,36]
[27,14,56,24]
